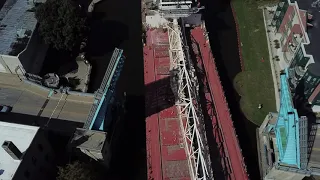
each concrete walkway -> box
[262,6,282,111]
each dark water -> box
[202,0,260,179]
[85,0,260,179]
[85,0,146,179]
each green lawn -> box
[279,127,287,149]
[232,0,276,125]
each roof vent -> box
[2,141,22,160]
[16,29,26,38]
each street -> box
[0,76,94,123]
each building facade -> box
[0,122,55,180]
[272,0,320,111]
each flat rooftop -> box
[296,0,320,64]
[70,128,107,151]
[0,0,38,55]
[0,74,95,124]
[0,122,39,179]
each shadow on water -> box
[84,0,146,178]
[202,0,260,179]
[87,20,129,58]
[86,19,129,92]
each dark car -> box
[0,105,12,113]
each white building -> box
[0,122,55,180]
[0,0,48,75]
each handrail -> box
[83,48,125,130]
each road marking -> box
[312,148,320,152]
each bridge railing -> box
[83,48,124,130]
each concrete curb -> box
[256,128,264,180]
[231,3,245,72]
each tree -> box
[57,161,97,180]
[35,0,88,51]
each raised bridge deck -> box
[144,28,191,180]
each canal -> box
[87,0,260,179]
[85,0,146,179]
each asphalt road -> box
[0,80,94,123]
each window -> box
[307,76,312,82]
[24,170,30,179]
[38,144,43,152]
[32,156,37,166]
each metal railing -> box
[83,48,125,130]
[167,19,212,180]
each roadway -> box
[0,74,94,123]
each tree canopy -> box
[35,0,88,51]
[57,161,97,180]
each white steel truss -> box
[166,19,212,180]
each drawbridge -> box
[69,48,126,167]
[83,48,125,131]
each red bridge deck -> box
[144,28,191,180]
[144,25,249,180]
[191,26,248,180]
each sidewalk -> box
[262,6,282,111]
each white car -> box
[0,105,12,113]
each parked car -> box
[0,105,12,113]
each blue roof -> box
[276,70,301,168]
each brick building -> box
[272,0,320,111]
